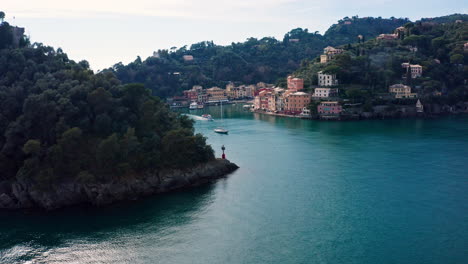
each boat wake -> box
[183,114,212,121]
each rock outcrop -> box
[0,159,238,210]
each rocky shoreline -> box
[0,159,239,211]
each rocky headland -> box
[0,159,238,210]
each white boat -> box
[214,127,228,134]
[197,104,204,109]
[214,101,228,134]
[201,114,214,121]
[189,102,198,110]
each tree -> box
[0,11,5,23]
[450,54,464,64]
[23,140,41,155]
[307,101,320,115]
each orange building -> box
[284,92,311,114]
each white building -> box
[318,71,338,87]
[312,88,339,98]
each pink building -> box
[183,90,198,102]
[254,89,273,110]
[287,76,304,91]
[318,101,342,115]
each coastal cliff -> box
[0,159,238,210]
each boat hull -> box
[214,129,228,134]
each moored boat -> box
[189,102,198,110]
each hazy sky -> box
[2,1,466,70]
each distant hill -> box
[108,15,418,98]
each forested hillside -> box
[0,19,214,188]
[323,16,410,45]
[108,16,427,98]
[294,19,468,104]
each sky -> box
[2,1,466,70]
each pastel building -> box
[318,101,342,115]
[183,85,204,102]
[402,63,423,78]
[284,92,311,113]
[410,65,422,78]
[318,71,338,87]
[389,84,417,99]
[254,89,273,110]
[320,55,329,64]
[323,46,344,55]
[287,76,304,91]
[313,88,339,98]
[377,34,398,40]
[321,46,344,64]
[226,84,256,99]
[206,87,228,102]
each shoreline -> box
[251,109,468,121]
[0,159,239,211]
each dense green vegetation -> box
[0,19,214,187]
[324,16,410,45]
[295,18,468,105]
[108,16,420,98]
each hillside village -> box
[168,17,467,120]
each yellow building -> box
[389,84,417,99]
[206,87,228,102]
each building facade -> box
[377,34,398,40]
[402,63,423,78]
[206,87,227,102]
[410,65,422,78]
[318,101,342,115]
[389,84,417,98]
[312,88,339,98]
[287,76,304,91]
[284,92,311,113]
[318,71,338,87]
[320,55,329,64]
[320,46,344,64]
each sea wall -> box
[0,159,238,210]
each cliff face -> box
[0,159,238,210]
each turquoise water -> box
[1,105,467,263]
